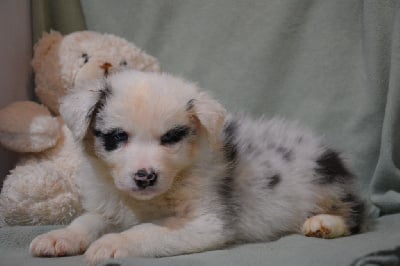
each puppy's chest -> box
[126,184,199,222]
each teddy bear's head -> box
[31,31,160,115]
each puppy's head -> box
[61,70,226,200]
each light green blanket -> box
[2,1,400,265]
[1,214,400,266]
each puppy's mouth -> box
[131,182,158,192]
[128,185,161,200]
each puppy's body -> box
[31,71,364,264]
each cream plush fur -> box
[0,31,159,226]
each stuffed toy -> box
[0,30,160,226]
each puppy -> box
[30,70,364,265]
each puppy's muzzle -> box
[133,168,158,190]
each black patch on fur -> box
[82,53,89,64]
[186,99,195,111]
[222,120,238,162]
[218,120,240,230]
[86,82,113,127]
[276,146,293,162]
[160,125,190,145]
[315,149,353,184]
[94,128,128,151]
[267,174,281,189]
[342,193,365,234]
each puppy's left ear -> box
[60,79,107,141]
[188,92,227,148]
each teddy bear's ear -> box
[31,30,63,71]
[140,54,161,72]
[60,79,106,141]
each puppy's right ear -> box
[187,92,227,149]
[60,79,107,141]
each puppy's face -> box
[92,79,199,200]
[61,71,226,200]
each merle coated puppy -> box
[30,70,364,265]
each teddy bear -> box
[0,30,160,226]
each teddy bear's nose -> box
[100,62,113,76]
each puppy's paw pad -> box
[302,214,349,239]
[30,229,88,257]
[85,234,130,265]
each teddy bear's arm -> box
[0,101,62,153]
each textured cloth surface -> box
[351,246,400,266]
[0,214,399,266]
[32,0,86,42]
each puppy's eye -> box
[95,128,129,151]
[160,126,190,146]
[120,60,128,67]
[81,53,89,64]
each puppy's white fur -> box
[30,70,364,265]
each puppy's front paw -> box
[85,233,131,265]
[30,228,89,257]
[302,214,349,239]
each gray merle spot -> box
[266,174,281,189]
[342,193,365,234]
[267,143,276,150]
[223,120,238,163]
[315,149,353,184]
[276,146,294,162]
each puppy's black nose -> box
[133,168,158,189]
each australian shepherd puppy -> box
[30,70,364,265]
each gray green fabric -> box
[1,214,400,266]
[369,2,400,215]
[32,0,86,43]
[80,0,400,216]
[351,245,400,266]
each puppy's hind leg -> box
[302,214,350,239]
